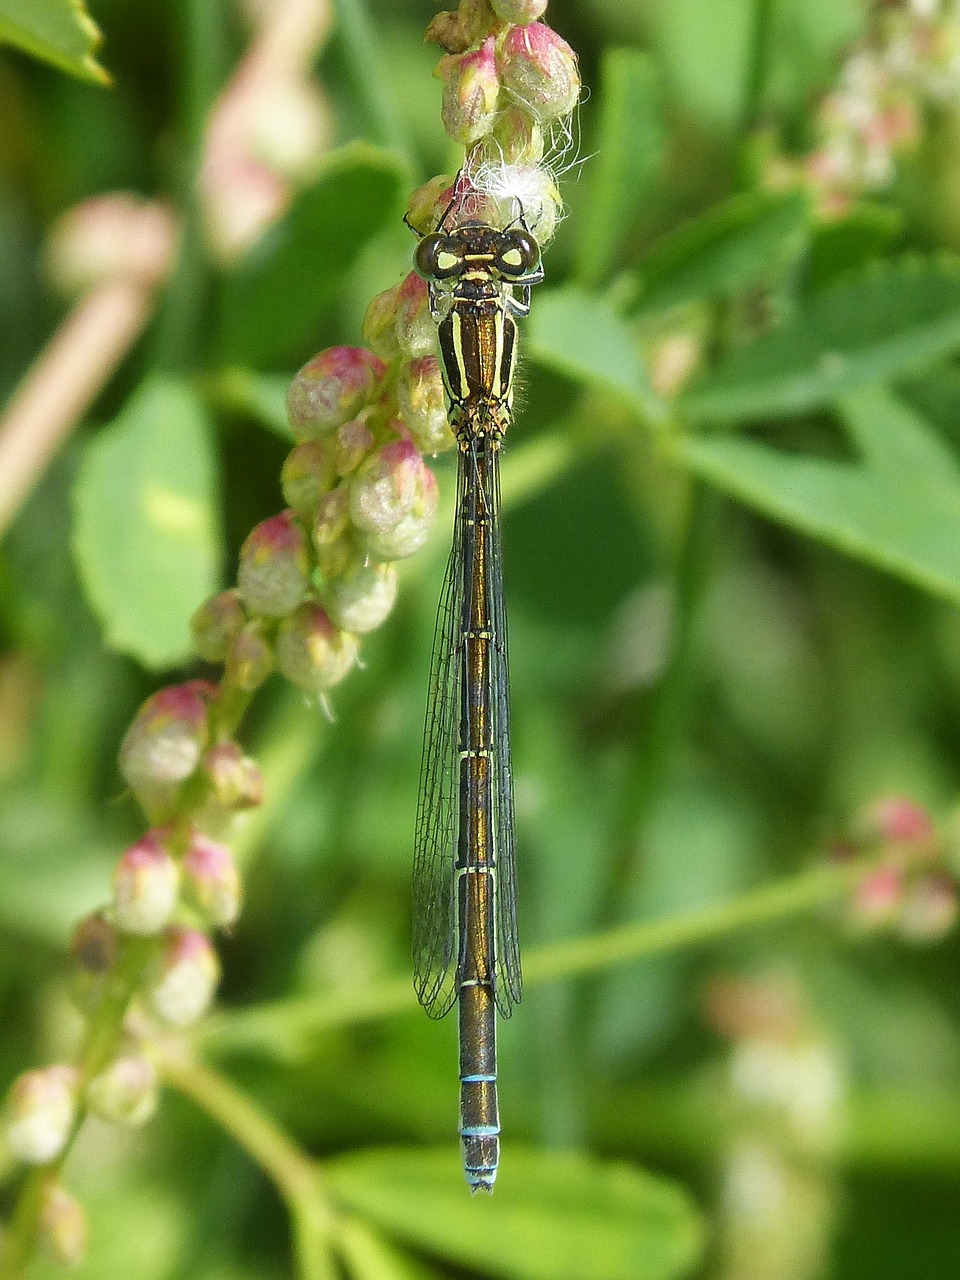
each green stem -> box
[159,1053,339,1280]
[0,937,154,1279]
[742,0,777,134]
[151,0,230,374]
[200,853,884,1056]
[331,0,415,173]
[595,480,719,931]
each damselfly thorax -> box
[415,222,542,440]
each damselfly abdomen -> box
[412,221,542,1191]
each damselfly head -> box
[414,224,541,286]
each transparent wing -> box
[412,455,467,1019]
[486,444,522,1016]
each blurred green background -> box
[6,0,960,1276]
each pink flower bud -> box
[86,1054,158,1127]
[190,589,247,662]
[113,831,180,935]
[44,194,175,297]
[225,619,275,691]
[491,0,548,23]
[144,928,220,1027]
[334,412,376,476]
[281,440,337,516]
[404,175,456,237]
[324,562,398,634]
[856,795,935,850]
[38,1182,87,1267]
[287,346,386,438]
[498,23,581,123]
[119,682,212,804]
[202,741,264,810]
[362,282,403,360]
[898,872,958,943]
[4,1066,79,1164]
[183,832,243,927]
[397,356,454,454]
[275,603,360,693]
[238,511,311,617]
[349,439,439,560]
[395,272,437,358]
[70,913,119,975]
[848,865,904,932]
[440,38,501,145]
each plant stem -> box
[158,1052,339,1280]
[201,853,884,1055]
[0,938,153,1279]
[595,479,719,933]
[743,0,777,134]
[151,0,230,374]
[331,0,415,173]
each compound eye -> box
[495,228,540,277]
[415,233,464,281]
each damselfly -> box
[412,219,543,1191]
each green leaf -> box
[574,50,663,287]
[73,376,223,668]
[0,0,109,83]
[527,287,661,419]
[629,188,811,316]
[220,142,406,366]
[807,201,903,289]
[682,257,960,422]
[327,1147,704,1280]
[671,386,960,603]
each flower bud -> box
[287,346,386,439]
[499,22,581,123]
[281,440,337,516]
[38,1182,87,1267]
[397,356,454,454]
[334,412,376,476]
[350,439,439,560]
[489,104,545,165]
[119,683,212,804]
[313,478,349,537]
[440,38,501,145]
[491,0,547,23]
[201,741,265,810]
[238,511,311,618]
[113,831,180,935]
[477,160,562,243]
[246,78,331,179]
[225,619,275,691]
[70,913,119,975]
[847,865,904,932]
[4,1066,79,1164]
[324,562,398,634]
[855,795,936,853]
[275,603,360,693]
[44,194,175,296]
[898,872,958,943]
[426,1,498,53]
[395,272,437,358]
[86,1054,158,1127]
[190,589,247,663]
[144,927,220,1027]
[404,175,456,237]
[363,283,402,362]
[183,832,243,927]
